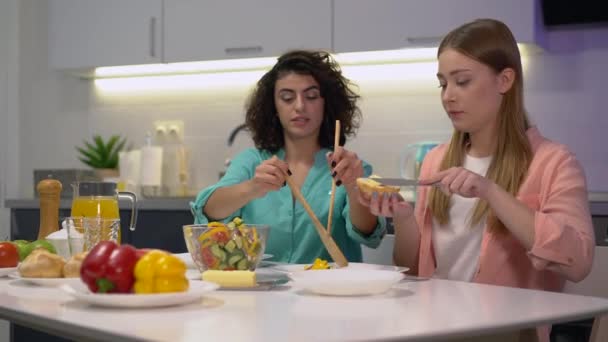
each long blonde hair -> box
[428,19,533,234]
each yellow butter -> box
[202,270,256,287]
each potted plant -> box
[76,135,127,180]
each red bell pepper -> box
[80,241,138,293]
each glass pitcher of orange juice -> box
[70,181,137,243]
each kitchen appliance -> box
[400,142,439,179]
[70,181,138,243]
[399,141,439,201]
[33,169,96,198]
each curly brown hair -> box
[244,50,361,153]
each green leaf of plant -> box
[106,156,119,169]
[77,135,129,169]
[80,141,101,163]
[93,135,109,162]
[76,147,101,165]
[109,137,127,159]
[78,157,100,168]
[82,141,102,159]
[105,135,120,156]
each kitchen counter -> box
[4,198,193,211]
[5,191,608,213]
[0,275,607,341]
[5,199,195,254]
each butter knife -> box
[373,178,437,187]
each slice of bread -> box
[356,177,400,196]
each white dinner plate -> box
[175,252,274,269]
[8,273,82,287]
[272,262,409,274]
[60,280,219,308]
[289,269,404,296]
[0,267,18,277]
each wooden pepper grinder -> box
[37,179,62,239]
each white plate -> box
[272,262,409,274]
[0,267,18,277]
[175,252,274,269]
[289,269,404,296]
[60,280,219,308]
[8,273,82,287]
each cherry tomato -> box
[0,242,19,268]
[212,231,230,244]
[201,246,217,267]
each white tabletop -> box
[1,273,607,342]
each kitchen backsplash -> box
[88,63,454,192]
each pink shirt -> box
[414,127,595,340]
[416,127,595,291]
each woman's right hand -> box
[358,191,414,221]
[249,155,290,198]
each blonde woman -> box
[360,19,594,341]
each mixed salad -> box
[197,218,263,271]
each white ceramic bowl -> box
[289,269,404,296]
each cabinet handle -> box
[224,46,263,56]
[405,36,441,46]
[149,17,157,58]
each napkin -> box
[45,228,70,259]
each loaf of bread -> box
[63,252,87,278]
[18,248,65,278]
[356,177,400,196]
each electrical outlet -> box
[153,120,184,142]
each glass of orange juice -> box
[71,196,121,243]
[70,182,138,244]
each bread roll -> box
[63,252,87,278]
[356,177,400,196]
[19,248,65,278]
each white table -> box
[1,275,608,342]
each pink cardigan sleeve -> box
[527,147,595,282]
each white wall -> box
[13,1,608,201]
[18,0,91,198]
[1,0,20,232]
[0,0,20,338]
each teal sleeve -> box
[189,148,261,224]
[343,161,387,248]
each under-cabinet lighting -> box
[94,48,442,79]
[94,62,441,94]
[94,70,266,93]
[95,57,278,78]
[94,44,535,79]
[93,45,531,93]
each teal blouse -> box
[190,148,386,263]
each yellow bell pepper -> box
[198,224,229,243]
[133,250,189,294]
[305,258,331,270]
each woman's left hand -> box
[326,147,364,191]
[422,167,494,200]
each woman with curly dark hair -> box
[191,50,386,263]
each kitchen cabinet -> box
[48,0,162,69]
[333,0,545,53]
[49,0,331,69]
[163,0,332,63]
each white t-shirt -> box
[432,154,492,281]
